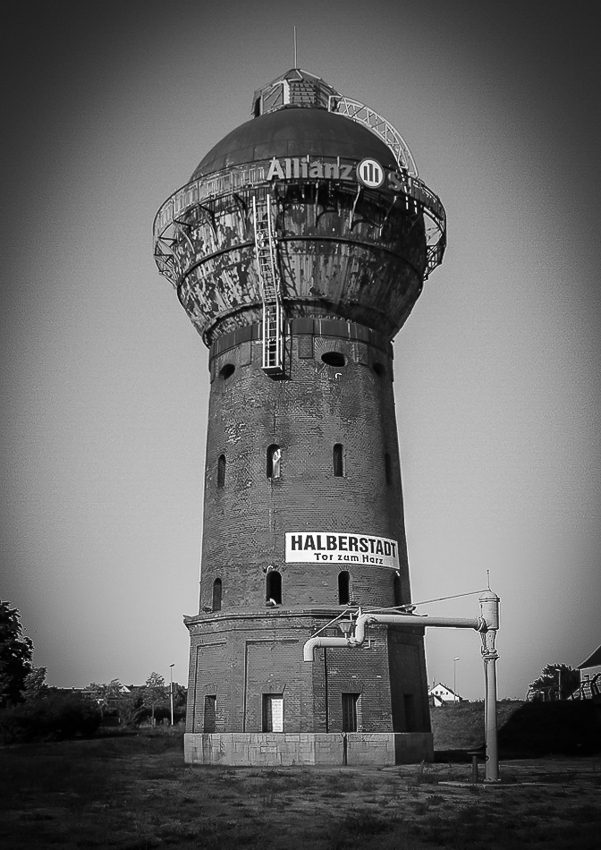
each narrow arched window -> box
[384,452,392,486]
[266,444,281,479]
[338,571,350,605]
[333,443,344,477]
[217,454,226,488]
[212,578,222,612]
[266,570,282,605]
[394,573,403,607]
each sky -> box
[1,0,600,701]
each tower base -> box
[184,732,433,767]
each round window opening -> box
[373,362,385,377]
[321,352,346,367]
[220,363,235,380]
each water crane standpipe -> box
[303,590,501,781]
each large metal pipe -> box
[302,591,501,781]
[303,613,484,662]
[479,590,500,782]
[302,636,355,661]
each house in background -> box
[428,683,462,706]
[573,646,601,702]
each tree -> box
[143,672,168,725]
[114,687,147,727]
[22,666,48,701]
[86,679,125,719]
[0,690,102,744]
[529,663,579,701]
[172,683,187,725]
[87,679,124,701]
[172,683,187,711]
[0,601,33,708]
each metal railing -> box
[329,95,418,176]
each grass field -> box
[1,730,600,849]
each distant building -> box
[428,683,462,705]
[82,683,131,699]
[574,646,601,701]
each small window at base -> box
[203,695,216,732]
[342,693,360,732]
[262,694,284,732]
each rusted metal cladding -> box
[155,109,441,345]
[176,184,425,342]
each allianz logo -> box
[265,154,411,195]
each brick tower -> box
[153,69,446,765]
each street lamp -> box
[553,665,562,701]
[453,657,460,703]
[169,664,175,726]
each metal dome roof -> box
[154,68,447,345]
[190,107,397,180]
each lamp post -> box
[554,665,562,701]
[453,657,460,703]
[169,664,175,726]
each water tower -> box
[153,68,446,766]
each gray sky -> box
[1,0,600,700]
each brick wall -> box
[186,611,430,736]
[185,318,430,737]
[199,324,411,614]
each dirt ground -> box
[1,732,599,849]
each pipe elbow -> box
[303,638,319,662]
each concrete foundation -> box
[184,732,433,766]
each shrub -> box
[0,690,102,743]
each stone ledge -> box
[184,732,433,766]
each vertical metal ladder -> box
[253,195,284,375]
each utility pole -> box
[169,664,175,726]
[453,657,460,702]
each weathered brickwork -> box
[388,627,432,733]
[183,319,432,757]
[199,325,411,615]
[185,616,430,736]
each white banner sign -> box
[285,532,400,569]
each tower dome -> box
[153,69,445,346]
[191,109,397,179]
